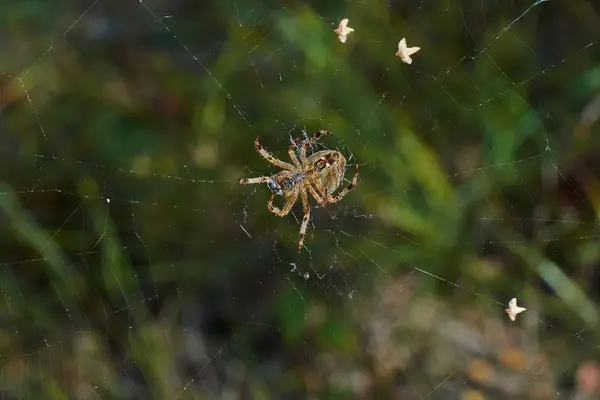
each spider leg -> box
[325,163,359,203]
[309,129,332,144]
[287,144,301,168]
[238,176,271,185]
[299,143,307,161]
[294,129,332,147]
[255,135,295,170]
[306,180,327,206]
[297,186,311,253]
[267,187,298,216]
[296,130,332,160]
[308,170,329,204]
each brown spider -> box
[238,130,359,253]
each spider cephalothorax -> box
[238,130,358,253]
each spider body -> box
[239,130,358,252]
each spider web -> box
[1,0,599,398]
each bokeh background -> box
[1,0,600,398]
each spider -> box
[238,130,359,253]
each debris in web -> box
[395,38,420,64]
[334,18,355,43]
[505,297,526,321]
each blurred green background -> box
[1,0,600,398]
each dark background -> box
[1,0,600,398]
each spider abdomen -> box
[308,150,347,195]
